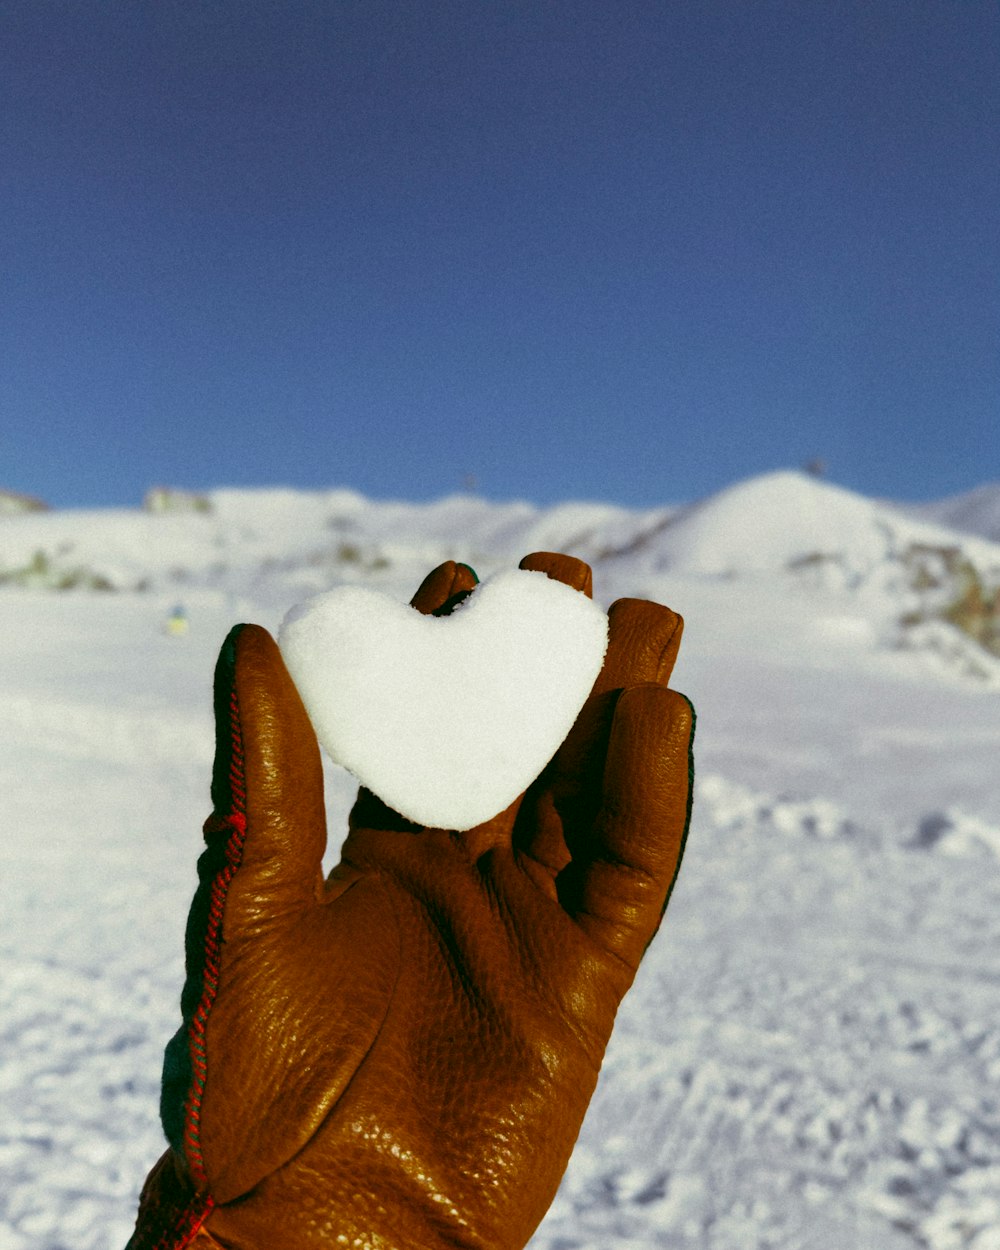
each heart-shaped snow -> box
[278,569,608,831]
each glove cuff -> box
[125,1150,218,1250]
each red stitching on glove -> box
[182,688,247,1187]
[144,1192,216,1250]
[127,1153,217,1250]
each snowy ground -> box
[2,474,1000,1249]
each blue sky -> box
[1,1,997,510]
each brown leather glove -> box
[127,552,694,1250]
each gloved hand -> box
[127,552,694,1250]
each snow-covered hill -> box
[606,471,998,583]
[896,482,1000,544]
[3,473,1000,1250]
[3,470,997,588]
[0,486,669,595]
[2,470,998,679]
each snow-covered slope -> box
[603,470,1000,592]
[3,474,1000,1250]
[2,471,998,673]
[896,482,1000,544]
[0,487,672,605]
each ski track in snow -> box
[2,480,1000,1250]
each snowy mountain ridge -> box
[2,470,998,679]
[0,469,996,584]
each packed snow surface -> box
[278,569,608,830]
[3,472,1000,1250]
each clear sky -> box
[1,1,997,510]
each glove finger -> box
[560,597,683,777]
[410,560,479,615]
[518,551,594,597]
[561,597,684,798]
[161,626,329,1179]
[599,598,683,691]
[204,623,328,921]
[513,598,683,878]
[569,684,695,970]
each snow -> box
[2,471,1000,1250]
[896,482,1000,545]
[600,471,1000,608]
[278,569,608,830]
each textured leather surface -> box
[127,553,694,1250]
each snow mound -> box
[650,471,893,580]
[609,470,1000,590]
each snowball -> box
[278,568,608,830]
